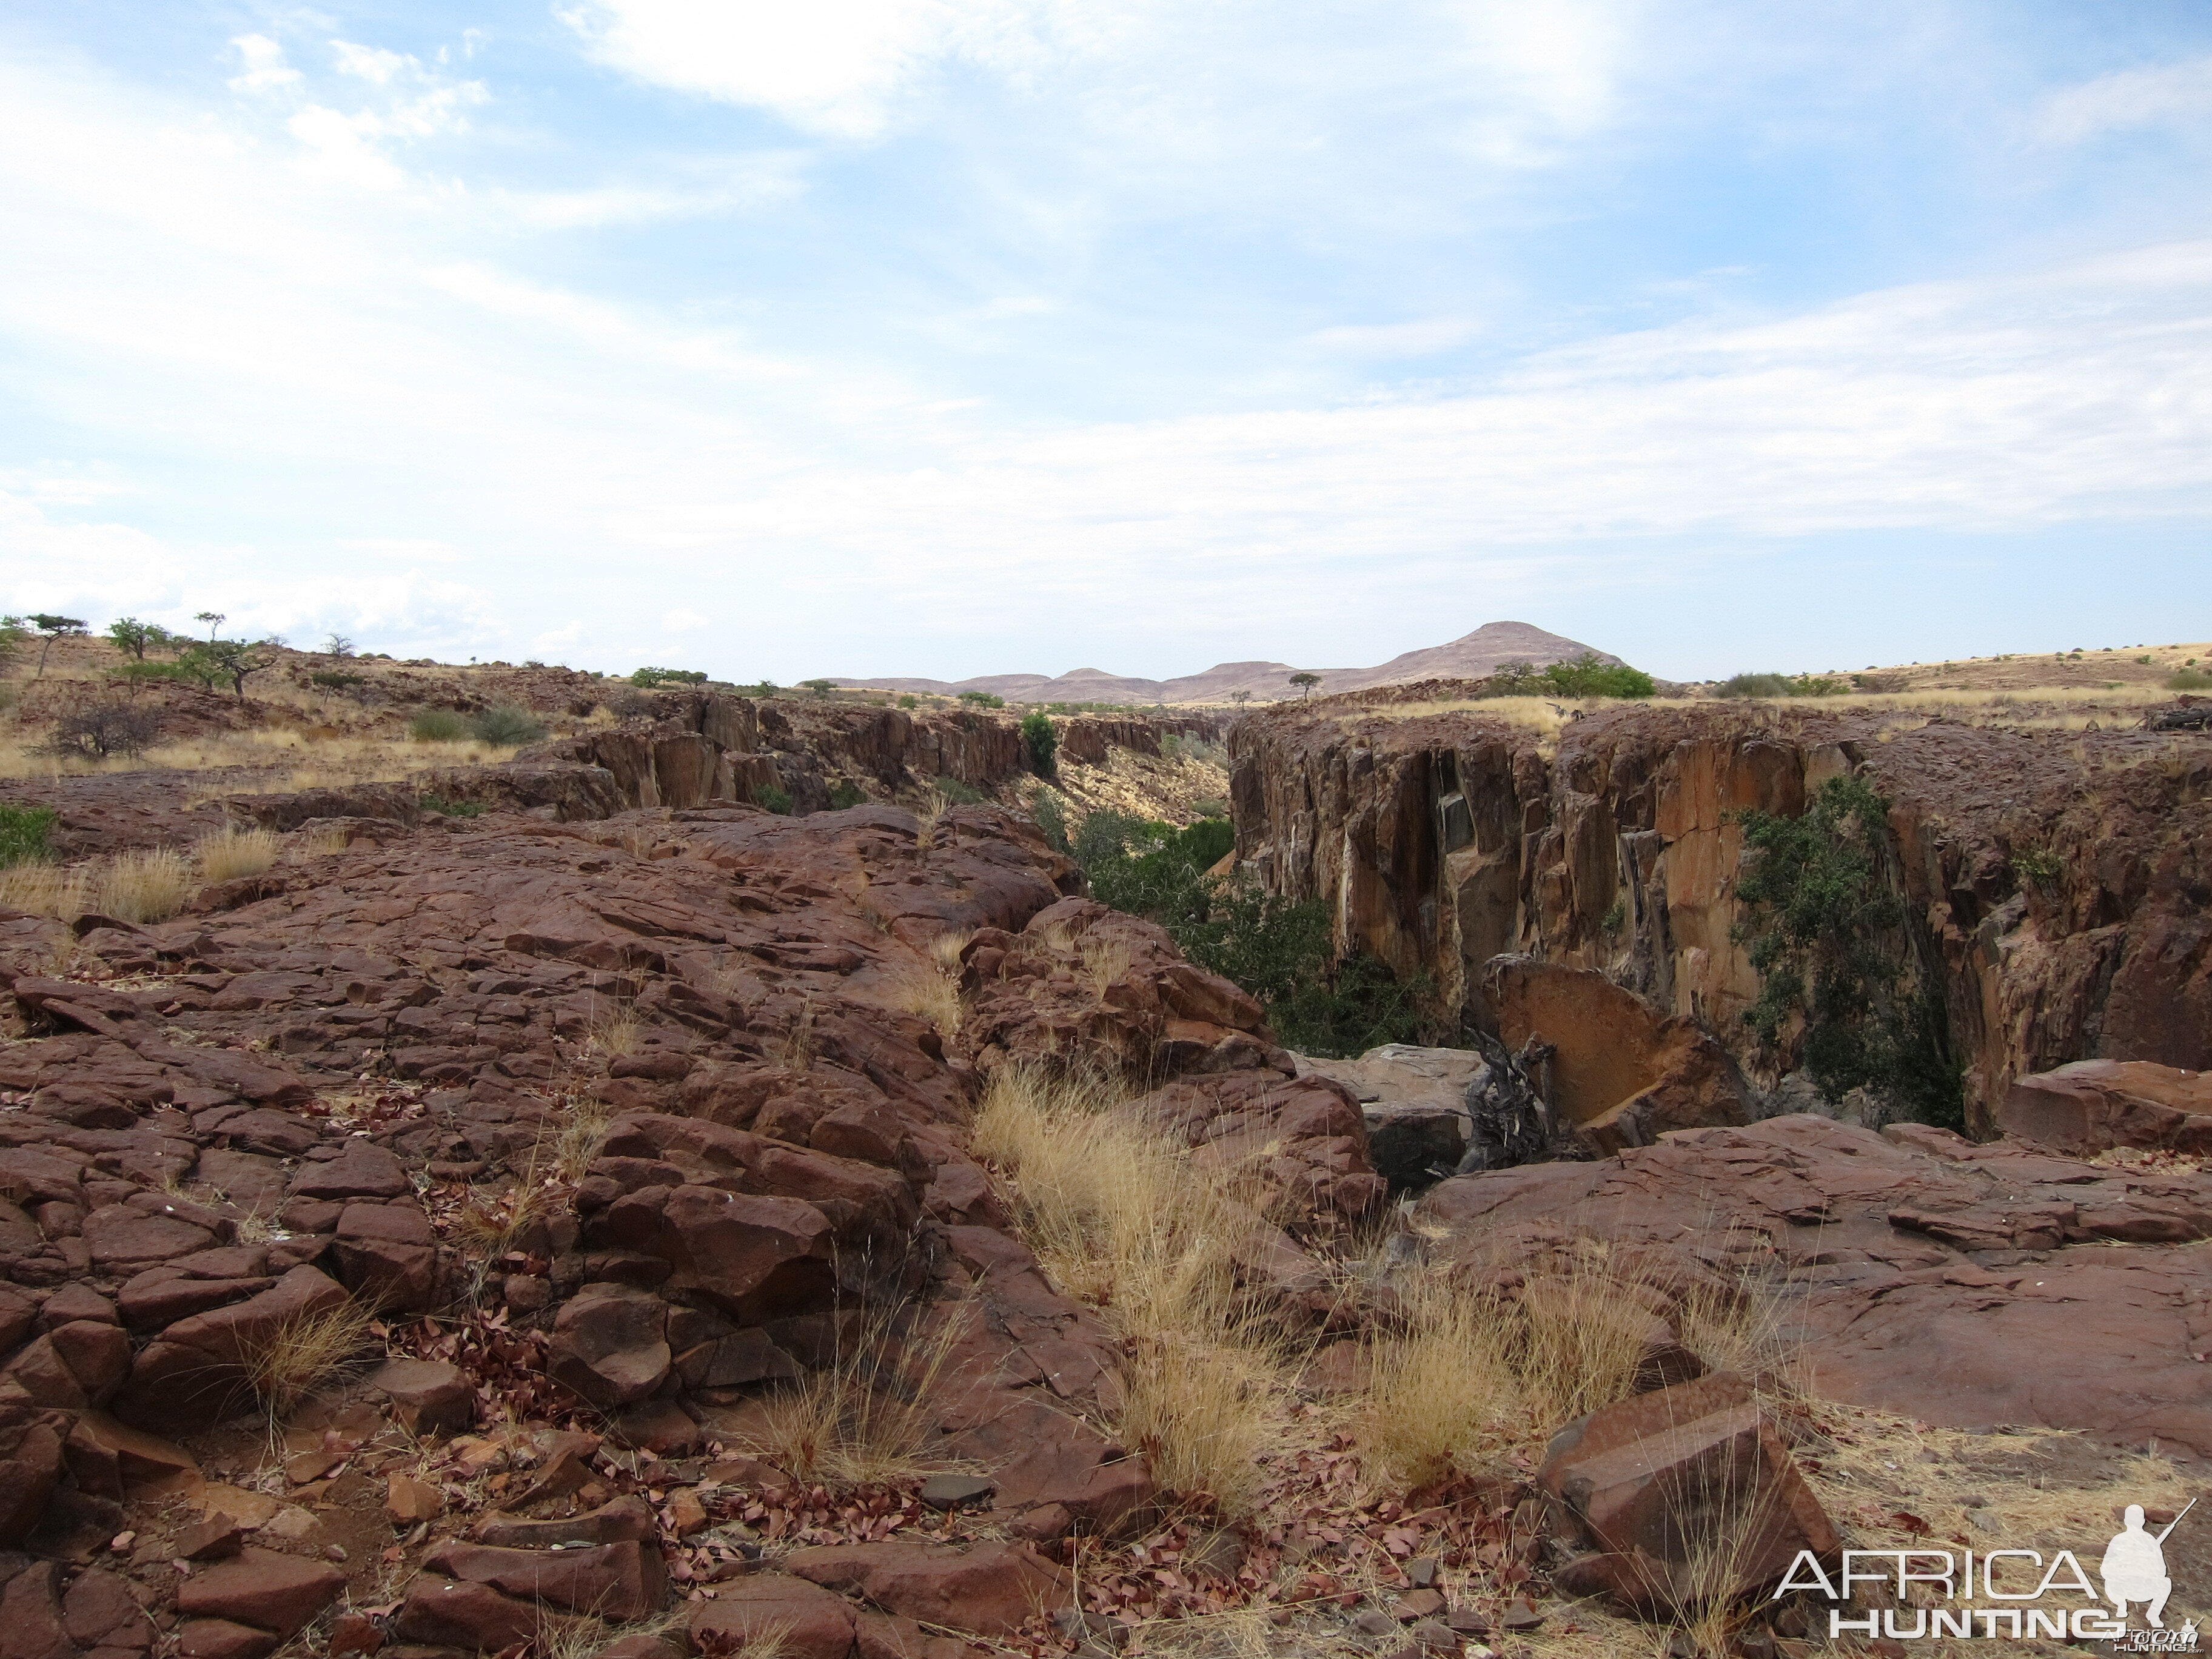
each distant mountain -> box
[833,621,1616,706]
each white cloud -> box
[662,608,708,631]
[341,538,470,563]
[561,0,1011,139]
[1304,317,1481,359]
[332,41,409,86]
[2039,55,2212,144]
[0,491,501,654]
[4,25,2211,677]
[229,34,302,94]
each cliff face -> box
[1230,701,2212,1133]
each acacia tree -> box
[1229,689,1252,710]
[193,611,226,642]
[1288,671,1321,699]
[184,637,281,702]
[28,615,87,677]
[106,617,172,660]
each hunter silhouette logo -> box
[2104,1500,2190,1629]
[1774,1495,2199,1647]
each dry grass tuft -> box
[913,786,948,847]
[885,957,962,1037]
[291,822,354,856]
[927,927,973,973]
[1079,933,1134,1000]
[736,1304,964,1487]
[101,846,198,922]
[780,996,816,1073]
[0,845,199,923]
[541,1607,693,1659]
[241,1296,381,1417]
[974,1064,1288,1517]
[1359,1273,1525,1491]
[552,1094,614,1185]
[585,999,642,1059]
[0,860,90,920]
[197,825,283,882]
[1361,1240,1800,1493]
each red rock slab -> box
[2000,1059,2212,1156]
[111,1265,350,1433]
[175,1547,345,1638]
[420,1538,664,1619]
[782,1540,1073,1637]
[1537,1370,1837,1611]
[688,1574,855,1659]
[394,1578,538,1652]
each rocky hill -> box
[833,620,1613,706]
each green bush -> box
[418,794,488,818]
[1492,652,1655,700]
[0,805,56,868]
[1717,671,1844,699]
[1019,711,1057,779]
[1734,776,1962,1127]
[957,690,1005,708]
[409,708,470,742]
[1030,789,1070,853]
[897,694,919,709]
[754,783,793,814]
[630,667,706,688]
[1075,810,1433,1056]
[932,775,985,805]
[469,705,547,746]
[2011,846,2063,889]
[1717,672,1792,699]
[309,670,366,689]
[2167,668,2212,691]
[828,779,866,809]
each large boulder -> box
[1486,957,1750,1151]
[1537,1371,1838,1612]
[1999,1059,2212,1156]
[546,1285,671,1410]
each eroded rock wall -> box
[1230,703,2212,1133]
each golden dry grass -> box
[780,996,816,1073]
[1361,1238,1803,1495]
[1079,933,1135,999]
[927,927,973,973]
[196,825,283,882]
[973,1064,1286,1517]
[585,999,643,1059]
[913,785,949,846]
[736,1304,964,1487]
[885,957,962,1037]
[0,845,198,923]
[241,1296,381,1417]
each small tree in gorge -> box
[1020,711,1057,779]
[1288,671,1321,699]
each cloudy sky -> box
[2,2,2208,682]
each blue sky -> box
[2,1,2208,682]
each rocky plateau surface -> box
[0,793,1388,1659]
